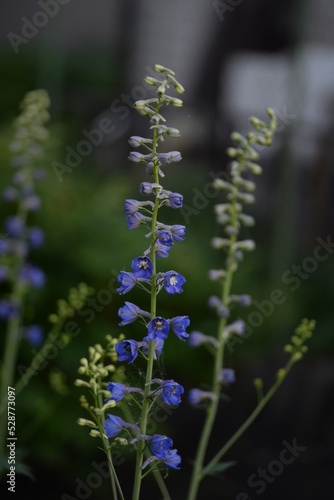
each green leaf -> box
[206,460,237,477]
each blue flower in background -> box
[118,302,142,326]
[164,271,186,294]
[161,380,184,406]
[170,316,190,341]
[103,415,125,438]
[19,264,46,289]
[2,187,18,202]
[131,256,153,279]
[106,382,128,402]
[22,325,43,346]
[28,227,44,248]
[115,340,139,363]
[117,272,136,295]
[5,216,25,238]
[219,368,236,385]
[0,300,18,320]
[148,317,170,340]
[0,238,10,255]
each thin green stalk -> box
[14,320,64,397]
[187,152,247,500]
[96,389,124,500]
[132,103,161,500]
[0,221,27,462]
[201,358,295,477]
[187,236,236,500]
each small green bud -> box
[89,430,101,438]
[144,76,161,86]
[292,352,303,363]
[154,64,175,75]
[231,132,247,144]
[115,437,128,446]
[74,379,90,388]
[276,368,286,380]
[48,314,59,324]
[253,378,263,390]
[284,344,293,353]
[226,147,239,158]
[77,418,97,428]
[245,161,262,175]
[249,116,266,128]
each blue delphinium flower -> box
[162,449,181,469]
[149,434,181,469]
[164,271,186,294]
[148,317,170,340]
[155,241,171,258]
[158,230,173,247]
[106,382,128,402]
[103,415,126,438]
[170,224,186,242]
[161,380,184,406]
[150,435,173,459]
[167,192,183,208]
[126,212,145,229]
[118,302,143,326]
[131,256,153,279]
[115,340,139,363]
[117,272,137,295]
[170,316,190,341]
[141,336,164,358]
[124,199,141,215]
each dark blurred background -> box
[0,0,333,499]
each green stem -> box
[201,359,295,477]
[132,102,161,500]
[14,320,65,397]
[187,152,246,500]
[187,236,236,500]
[96,387,124,500]
[0,268,26,463]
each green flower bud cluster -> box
[48,282,94,325]
[284,318,315,363]
[76,335,127,433]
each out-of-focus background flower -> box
[0,1,333,498]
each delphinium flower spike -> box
[187,112,315,500]
[0,90,50,455]
[115,65,187,500]
[77,65,187,500]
